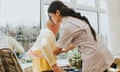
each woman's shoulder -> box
[63,16,86,25]
[62,16,88,29]
[63,16,82,22]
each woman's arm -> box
[54,44,75,55]
[61,44,75,53]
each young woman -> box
[48,1,113,72]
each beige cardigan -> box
[31,28,56,67]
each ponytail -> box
[48,1,97,41]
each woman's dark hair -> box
[48,1,97,41]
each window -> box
[76,0,96,7]
[76,10,98,33]
[99,0,109,46]
[0,0,40,51]
[51,0,71,3]
[100,0,108,10]
[59,0,71,3]
[41,4,49,28]
[99,13,108,45]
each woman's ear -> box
[56,10,61,16]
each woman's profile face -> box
[48,10,62,25]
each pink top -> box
[57,17,114,72]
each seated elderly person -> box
[28,21,64,72]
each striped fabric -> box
[0,48,22,72]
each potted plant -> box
[67,48,82,70]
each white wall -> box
[108,0,120,55]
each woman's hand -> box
[54,47,62,55]
[54,44,75,55]
[62,44,75,52]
